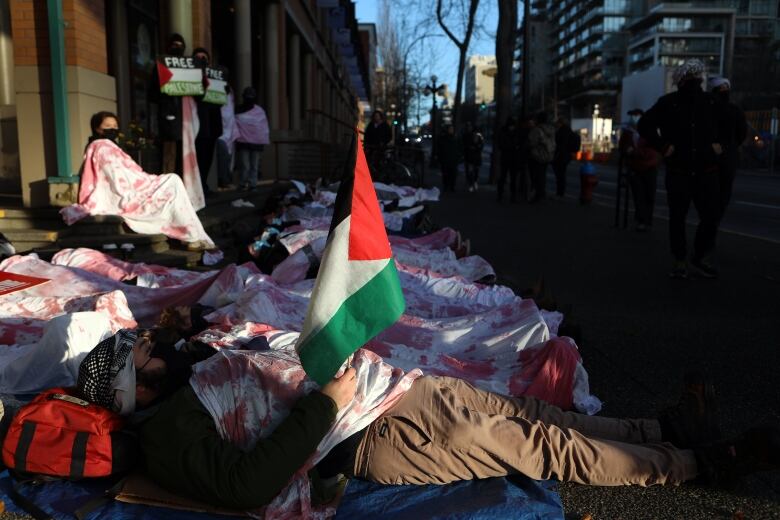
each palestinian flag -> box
[296,133,405,385]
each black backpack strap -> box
[8,478,54,520]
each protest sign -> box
[203,67,228,105]
[0,271,49,296]
[156,55,205,96]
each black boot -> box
[658,370,721,448]
[695,423,780,488]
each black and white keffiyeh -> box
[76,329,137,411]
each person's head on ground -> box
[371,110,385,125]
[192,47,210,67]
[90,111,119,142]
[166,33,186,56]
[707,76,731,103]
[76,328,177,415]
[673,59,705,93]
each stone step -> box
[56,233,170,254]
[3,229,65,252]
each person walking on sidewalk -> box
[620,109,661,231]
[527,112,556,203]
[639,59,724,279]
[234,87,270,192]
[462,121,484,192]
[496,117,521,202]
[437,124,461,192]
[708,77,747,223]
[552,118,581,198]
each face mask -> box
[679,78,702,94]
[716,90,730,103]
[101,128,119,142]
[193,56,208,68]
[168,46,184,57]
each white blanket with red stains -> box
[59,139,215,247]
[190,344,420,519]
[0,253,254,346]
[272,229,494,284]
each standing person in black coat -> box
[516,117,534,202]
[496,117,521,202]
[364,111,392,175]
[638,59,724,279]
[552,119,581,198]
[192,48,222,198]
[462,122,484,192]
[708,77,748,223]
[437,125,461,192]
[153,34,187,176]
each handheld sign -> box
[156,55,205,96]
[0,272,49,296]
[203,67,228,105]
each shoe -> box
[187,240,207,252]
[690,257,719,279]
[696,423,780,488]
[658,370,720,449]
[669,260,689,279]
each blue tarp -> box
[334,475,563,520]
[0,470,562,519]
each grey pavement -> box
[427,166,780,519]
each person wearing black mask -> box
[88,111,120,146]
[708,77,747,224]
[192,47,222,198]
[151,34,187,175]
[639,59,724,280]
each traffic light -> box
[480,102,487,111]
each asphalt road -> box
[581,162,780,244]
[427,165,780,520]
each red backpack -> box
[2,388,135,479]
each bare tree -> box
[491,0,519,181]
[435,0,480,126]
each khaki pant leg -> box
[354,377,697,487]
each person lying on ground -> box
[75,327,217,416]
[137,364,779,510]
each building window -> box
[603,16,626,33]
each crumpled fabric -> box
[59,139,214,247]
[190,344,421,519]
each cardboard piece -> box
[114,473,247,517]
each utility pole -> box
[521,0,531,118]
[424,75,445,166]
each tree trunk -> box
[491,0,518,182]
[436,0,480,128]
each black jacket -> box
[638,88,722,173]
[364,122,392,147]
[437,132,462,168]
[554,126,580,163]
[715,99,748,159]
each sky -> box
[354,0,500,108]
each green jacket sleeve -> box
[140,385,337,510]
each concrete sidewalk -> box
[427,172,780,519]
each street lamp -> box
[424,75,446,166]
[402,34,444,134]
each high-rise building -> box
[523,0,779,119]
[515,13,552,116]
[465,55,497,105]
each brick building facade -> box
[0,0,371,208]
